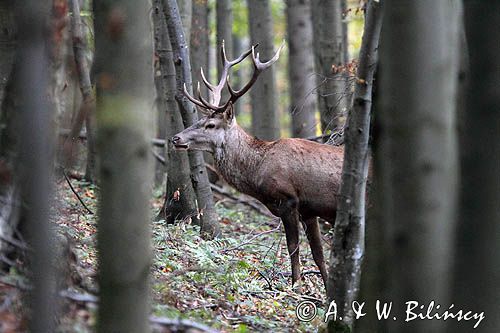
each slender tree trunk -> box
[67,0,97,182]
[154,0,200,225]
[379,1,460,332]
[177,0,192,46]
[232,34,244,116]
[93,1,153,332]
[286,0,317,138]
[216,0,233,104]
[451,2,500,332]
[190,0,209,100]
[162,0,220,238]
[0,1,19,259]
[326,1,382,331]
[312,0,348,135]
[190,0,218,183]
[247,0,280,140]
[14,2,57,331]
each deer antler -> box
[184,40,286,113]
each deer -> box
[172,41,344,290]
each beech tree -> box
[451,2,500,332]
[154,0,200,226]
[14,2,57,331]
[162,0,220,238]
[286,0,317,138]
[312,0,348,134]
[93,1,154,331]
[326,0,382,331]
[247,0,280,140]
[378,1,460,332]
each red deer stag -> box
[172,41,344,289]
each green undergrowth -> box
[47,180,329,332]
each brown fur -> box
[174,118,344,289]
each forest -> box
[0,0,498,332]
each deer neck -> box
[213,120,268,195]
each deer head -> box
[172,40,285,153]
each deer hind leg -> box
[303,217,328,289]
[275,200,301,286]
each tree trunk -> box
[190,0,218,183]
[286,0,317,138]
[67,0,97,182]
[162,0,221,239]
[451,2,500,332]
[379,1,460,332]
[14,2,57,331]
[190,0,209,101]
[312,0,348,135]
[154,0,200,225]
[93,1,153,332]
[216,0,233,104]
[177,0,192,46]
[0,1,19,260]
[247,0,279,140]
[326,1,382,331]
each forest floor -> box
[0,177,333,332]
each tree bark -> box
[162,0,220,239]
[93,1,154,332]
[66,0,96,182]
[190,0,209,100]
[0,1,19,259]
[286,0,317,138]
[154,0,200,225]
[247,0,280,140]
[326,1,382,331]
[451,2,500,332]
[379,1,460,332]
[216,0,233,104]
[14,1,57,331]
[312,0,348,135]
[177,0,192,46]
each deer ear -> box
[225,102,235,122]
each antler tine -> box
[220,41,286,108]
[197,82,229,112]
[183,82,207,109]
[200,68,215,92]
[254,39,286,70]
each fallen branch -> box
[151,148,166,165]
[210,184,274,218]
[62,170,94,215]
[221,221,282,254]
[150,316,220,333]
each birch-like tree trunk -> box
[312,0,348,135]
[93,1,153,331]
[177,0,192,46]
[247,0,279,140]
[379,1,460,332]
[154,0,199,225]
[286,0,317,138]
[162,0,220,238]
[326,1,382,331]
[14,2,57,331]
[451,2,500,332]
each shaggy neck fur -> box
[213,120,269,196]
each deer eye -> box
[205,123,215,129]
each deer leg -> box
[303,217,328,289]
[281,209,301,286]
